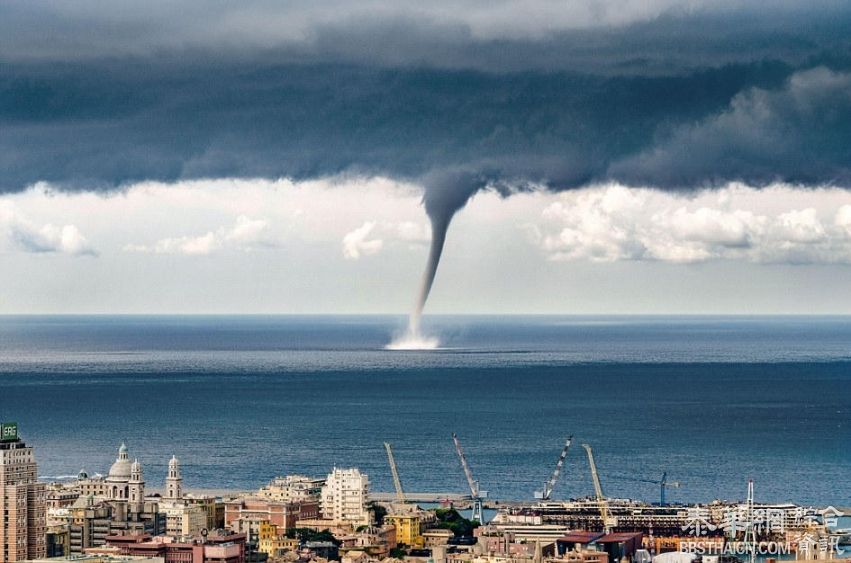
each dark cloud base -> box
[2,5,851,199]
[4,57,850,193]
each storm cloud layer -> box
[3,0,851,196]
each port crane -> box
[535,435,573,500]
[744,479,757,563]
[383,442,406,504]
[452,432,487,523]
[634,472,681,506]
[606,471,682,506]
[582,443,616,534]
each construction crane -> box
[613,471,683,506]
[744,479,757,563]
[635,472,681,506]
[383,442,406,504]
[534,435,573,500]
[452,432,487,523]
[582,443,615,534]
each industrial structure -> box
[383,443,406,505]
[534,437,573,501]
[581,444,615,534]
[451,433,487,524]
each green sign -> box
[0,422,18,442]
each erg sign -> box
[1,422,18,442]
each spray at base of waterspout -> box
[385,328,440,350]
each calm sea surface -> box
[0,315,849,506]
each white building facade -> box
[258,475,324,503]
[320,468,370,527]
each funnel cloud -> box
[406,170,493,335]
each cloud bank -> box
[2,1,851,197]
[534,185,851,265]
[2,180,851,314]
[124,215,274,256]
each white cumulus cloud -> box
[124,214,273,255]
[342,222,384,260]
[0,204,97,256]
[342,220,431,259]
[534,184,851,264]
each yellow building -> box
[258,521,299,557]
[385,514,422,547]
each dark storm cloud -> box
[611,67,851,188]
[2,0,851,196]
[0,58,845,192]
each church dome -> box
[108,459,131,479]
[107,442,132,481]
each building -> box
[183,496,224,532]
[45,484,81,528]
[160,502,207,537]
[45,485,80,511]
[555,532,605,556]
[45,525,71,558]
[224,497,319,546]
[106,532,246,563]
[341,550,379,563]
[77,444,146,506]
[256,522,298,558]
[320,469,370,528]
[476,536,558,559]
[0,422,47,562]
[560,551,610,563]
[23,555,164,563]
[157,456,208,538]
[165,457,182,501]
[304,541,339,561]
[65,443,162,553]
[257,475,324,503]
[475,524,571,545]
[422,529,454,547]
[293,519,354,539]
[384,514,422,546]
[594,532,643,563]
[338,525,397,559]
[67,494,161,554]
[443,551,555,563]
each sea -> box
[0,315,849,507]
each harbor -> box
[5,423,845,563]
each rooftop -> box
[558,532,605,544]
[597,532,643,543]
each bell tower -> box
[166,455,182,499]
[129,458,145,507]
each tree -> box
[286,528,342,546]
[371,503,388,526]
[432,508,478,537]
